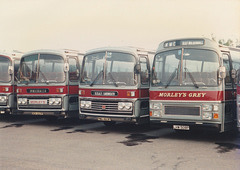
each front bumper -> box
[79,112,149,124]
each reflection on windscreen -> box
[81,51,136,86]
[20,54,65,83]
[0,56,11,82]
[152,49,219,87]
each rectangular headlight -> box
[150,102,161,110]
[153,110,161,117]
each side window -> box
[140,57,149,85]
[69,58,79,81]
[232,61,240,85]
[222,53,231,85]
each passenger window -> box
[69,58,79,81]
[140,57,149,85]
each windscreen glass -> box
[0,56,11,82]
[81,51,136,86]
[20,54,65,83]
[152,49,219,87]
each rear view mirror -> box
[76,69,80,77]
[135,64,141,74]
[231,69,237,79]
[219,66,226,79]
[64,63,69,72]
[8,66,13,74]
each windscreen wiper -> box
[108,72,118,87]
[165,68,177,88]
[90,70,103,86]
[19,71,30,84]
[185,68,199,88]
[38,69,49,84]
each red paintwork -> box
[69,85,79,95]
[237,86,240,95]
[17,85,78,95]
[79,88,149,98]
[150,91,224,101]
[0,85,13,93]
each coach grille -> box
[165,106,200,116]
[81,100,133,115]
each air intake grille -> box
[165,106,200,116]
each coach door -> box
[222,53,235,127]
[68,57,80,111]
[139,56,150,116]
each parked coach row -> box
[0,38,240,132]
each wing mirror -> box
[135,64,141,74]
[219,66,226,79]
[76,69,80,77]
[8,66,13,74]
[231,69,237,79]
[64,63,69,72]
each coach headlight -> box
[118,102,132,111]
[202,104,213,112]
[22,98,27,105]
[0,96,7,102]
[202,112,212,120]
[49,98,61,105]
[125,103,132,110]
[118,102,125,110]
[150,102,161,110]
[18,98,27,105]
[80,101,86,108]
[18,98,22,105]
[153,110,161,117]
[85,101,91,109]
[80,100,91,109]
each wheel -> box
[103,121,116,127]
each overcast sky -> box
[0,0,239,52]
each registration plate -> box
[32,112,44,115]
[173,125,190,130]
[98,117,111,121]
[29,99,47,105]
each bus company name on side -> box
[159,92,207,98]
